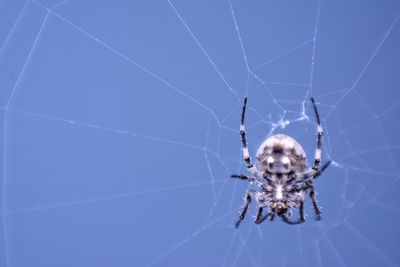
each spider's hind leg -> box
[281,202,305,225]
[286,207,293,220]
[255,207,274,224]
[310,189,322,220]
[235,190,257,228]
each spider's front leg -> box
[235,190,257,228]
[240,98,261,177]
[310,97,323,171]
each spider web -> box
[1,0,400,266]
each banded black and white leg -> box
[240,98,261,177]
[235,190,258,228]
[310,97,323,171]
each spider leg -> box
[255,207,264,224]
[240,98,260,177]
[300,160,332,188]
[231,174,251,181]
[255,207,274,224]
[235,190,257,228]
[310,97,323,171]
[297,202,306,223]
[281,202,305,225]
[314,160,331,179]
[309,188,322,220]
[231,174,265,188]
[268,212,275,221]
[286,207,292,220]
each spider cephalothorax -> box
[232,97,331,227]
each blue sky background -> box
[1,0,400,266]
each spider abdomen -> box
[256,134,307,174]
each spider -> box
[232,97,331,228]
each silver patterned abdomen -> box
[256,134,307,174]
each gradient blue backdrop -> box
[1,0,400,266]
